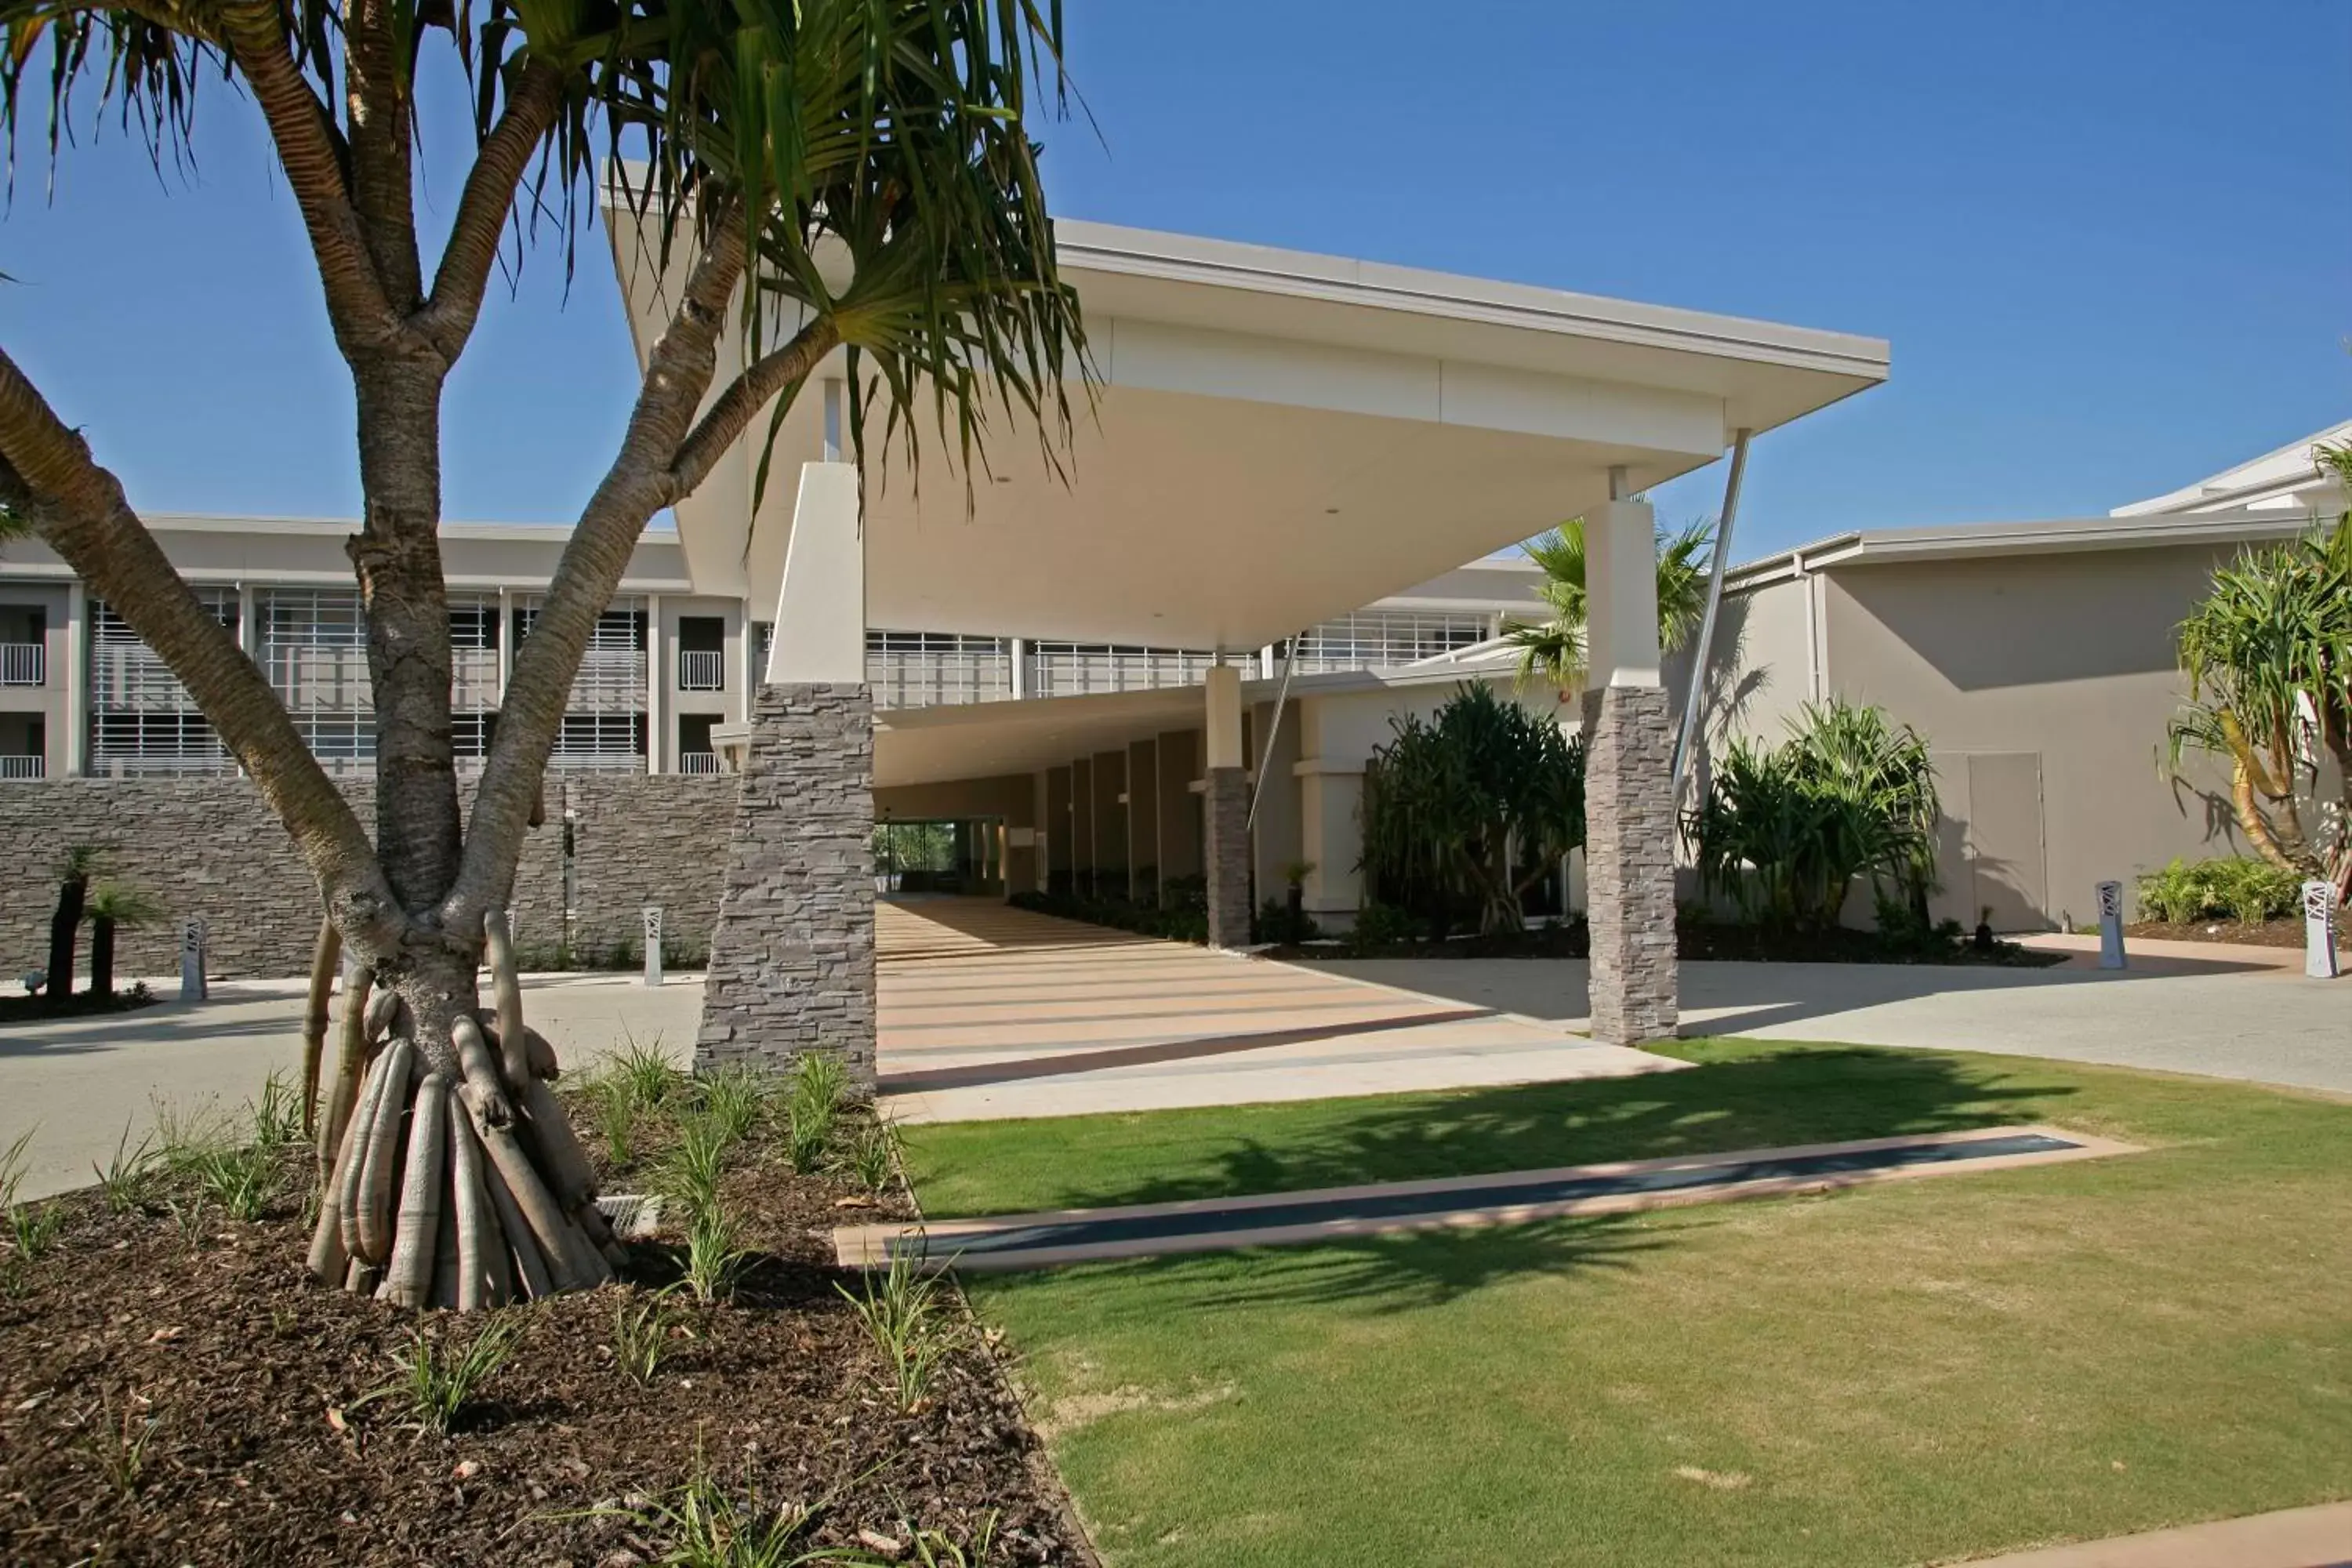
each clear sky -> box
[1,0,2346,561]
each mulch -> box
[2125,917,2321,952]
[0,1105,1094,1567]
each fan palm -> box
[1506,518,1715,691]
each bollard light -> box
[643,905,665,988]
[178,917,209,1001]
[2305,881,2342,981]
[2096,881,2126,971]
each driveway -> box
[1312,945,2351,1094]
[874,898,1674,1123]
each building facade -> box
[0,518,1543,783]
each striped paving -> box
[837,1124,2137,1269]
[875,898,1679,1123]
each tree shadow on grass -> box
[1014,1210,1668,1317]
[941,1045,2078,1313]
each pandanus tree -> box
[85,880,164,1000]
[1504,517,1715,691]
[2165,452,2352,901]
[41,844,103,1002]
[1360,684,1586,935]
[0,0,1083,1308]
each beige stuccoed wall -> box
[1809,545,2259,927]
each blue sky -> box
[1,0,2345,561]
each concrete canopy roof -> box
[611,212,1888,651]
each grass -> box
[361,1314,528,1435]
[902,1039,2352,1568]
[838,1243,965,1414]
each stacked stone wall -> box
[695,684,877,1087]
[563,775,737,964]
[1581,685,1679,1044]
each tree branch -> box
[215,1,404,354]
[337,0,423,310]
[444,208,752,923]
[414,58,567,367]
[668,314,841,497]
[0,347,410,954]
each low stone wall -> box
[564,774,737,964]
[0,775,653,983]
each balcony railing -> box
[677,649,724,691]
[548,750,647,773]
[0,643,42,686]
[1031,644,1214,699]
[868,651,1014,710]
[678,750,721,775]
[452,647,500,711]
[0,754,42,780]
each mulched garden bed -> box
[2125,916,2328,951]
[0,1094,1092,1566]
[1271,918,2064,967]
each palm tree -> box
[0,0,1083,1310]
[2165,503,2352,900]
[41,846,105,1004]
[1506,518,1715,691]
[84,882,165,1001]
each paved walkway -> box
[0,972,699,1200]
[1958,1500,2352,1566]
[1318,946,2352,1095]
[874,899,1677,1123]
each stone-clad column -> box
[696,458,877,1089]
[1202,663,1252,946]
[697,682,875,1084]
[1582,492,1679,1044]
[1582,684,1676,1043]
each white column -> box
[496,586,514,703]
[1584,497,1662,691]
[63,582,88,776]
[1204,663,1243,770]
[1009,636,1029,699]
[766,463,866,682]
[735,597,754,720]
[645,592,665,774]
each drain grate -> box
[836,1125,2136,1272]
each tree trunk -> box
[89,916,115,1000]
[307,908,617,1305]
[43,873,86,1002]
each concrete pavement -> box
[1957,1500,2352,1566]
[1315,945,2352,1094]
[0,971,699,1200]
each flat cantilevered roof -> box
[608,210,1888,651]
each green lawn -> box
[901,1041,2352,1568]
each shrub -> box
[1345,902,1424,949]
[839,1243,964,1413]
[2133,857,2302,925]
[612,1295,687,1386]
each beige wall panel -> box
[1817,546,2249,926]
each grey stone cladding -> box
[1203,765,1252,948]
[0,778,561,982]
[564,774,736,964]
[1581,684,1679,1044]
[695,683,877,1089]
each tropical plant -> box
[82,881,163,1001]
[2165,492,2352,901]
[40,846,104,1003]
[0,0,1083,1308]
[1359,684,1586,935]
[1686,700,1940,932]
[360,1315,528,1435]
[2133,856,2303,926]
[1505,518,1716,691]
[839,1243,964,1413]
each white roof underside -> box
[608,210,1887,651]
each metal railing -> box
[572,644,649,711]
[547,751,648,773]
[0,754,42,780]
[1031,643,1215,698]
[0,643,42,686]
[677,649,724,691]
[678,750,722,775]
[452,648,500,711]
[868,650,1014,710]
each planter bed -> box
[0,1099,1089,1567]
